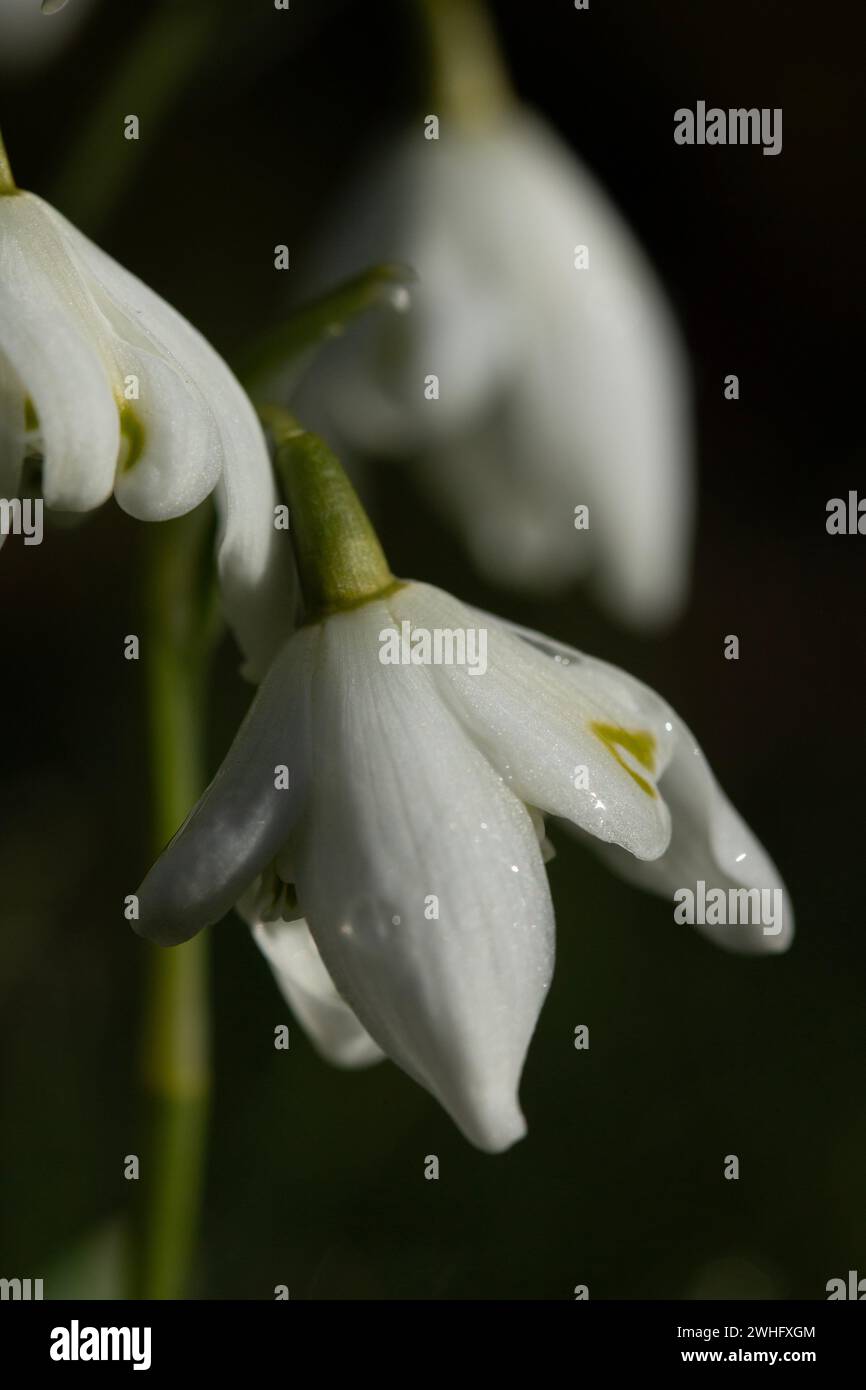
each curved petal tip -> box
[448,1083,528,1155]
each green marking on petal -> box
[117,405,145,474]
[590,722,658,799]
[0,126,19,197]
[24,397,39,431]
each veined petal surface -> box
[293,600,555,1153]
[0,194,119,511]
[492,616,794,955]
[392,583,673,861]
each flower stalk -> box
[131,507,221,1299]
[239,264,414,395]
[259,405,398,621]
[418,0,511,128]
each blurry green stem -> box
[134,508,221,1299]
[0,125,17,195]
[239,265,414,396]
[418,0,511,128]
[52,0,213,230]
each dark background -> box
[0,0,864,1299]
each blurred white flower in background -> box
[0,176,295,678]
[293,104,693,625]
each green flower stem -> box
[52,0,213,231]
[239,264,414,395]
[259,404,398,622]
[132,508,222,1300]
[417,0,511,128]
[0,125,18,196]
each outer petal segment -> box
[135,626,317,946]
[294,601,555,1153]
[41,198,298,677]
[0,195,119,512]
[492,614,794,954]
[395,583,673,862]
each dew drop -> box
[389,285,411,313]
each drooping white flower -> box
[134,426,791,1154]
[292,107,693,627]
[0,176,295,678]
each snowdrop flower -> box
[290,5,692,625]
[135,422,791,1153]
[0,137,294,678]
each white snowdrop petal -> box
[0,197,120,510]
[111,343,221,520]
[491,614,793,954]
[0,352,24,510]
[213,430,298,684]
[478,112,693,622]
[59,216,230,513]
[294,110,691,616]
[247,915,384,1069]
[290,133,519,454]
[392,583,673,862]
[135,626,318,946]
[65,208,298,672]
[0,283,119,511]
[293,601,555,1153]
[591,717,795,955]
[415,414,586,594]
[57,205,218,366]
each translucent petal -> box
[245,909,385,1069]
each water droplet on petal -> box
[388,285,411,313]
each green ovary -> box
[590,722,658,799]
[117,405,146,473]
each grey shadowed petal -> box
[134,626,317,946]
